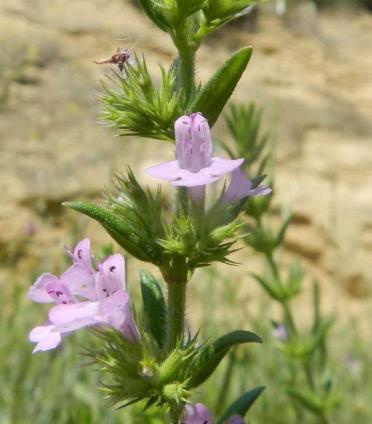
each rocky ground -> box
[0,0,371,331]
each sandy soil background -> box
[0,0,371,333]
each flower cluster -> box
[146,112,270,203]
[28,238,137,353]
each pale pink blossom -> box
[28,239,137,353]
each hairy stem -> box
[171,17,197,103]
[165,279,187,352]
[178,47,195,102]
[169,402,184,424]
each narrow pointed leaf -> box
[286,388,323,414]
[191,47,253,127]
[217,386,266,423]
[63,201,163,264]
[250,272,281,300]
[140,270,166,348]
[187,330,262,388]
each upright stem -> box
[178,47,195,102]
[265,250,298,336]
[171,17,197,103]
[165,279,187,352]
[266,251,280,280]
[176,186,188,217]
[169,402,184,424]
[282,300,298,337]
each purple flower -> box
[28,239,138,353]
[343,355,362,377]
[272,322,288,342]
[146,113,243,187]
[181,403,213,424]
[49,254,138,341]
[66,237,93,271]
[62,238,96,300]
[29,324,63,353]
[180,403,246,424]
[222,168,271,205]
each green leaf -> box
[286,388,324,415]
[186,330,262,388]
[176,0,207,16]
[140,270,166,348]
[191,47,252,126]
[137,0,170,32]
[63,201,163,264]
[204,0,255,22]
[275,213,292,247]
[217,386,266,423]
[250,272,282,301]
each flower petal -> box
[207,157,244,177]
[223,168,272,204]
[171,157,244,187]
[28,273,58,303]
[29,325,62,353]
[45,278,74,305]
[96,254,125,299]
[68,238,92,270]
[222,167,252,204]
[250,186,272,196]
[60,263,96,300]
[100,291,138,340]
[182,403,213,424]
[49,301,100,325]
[175,113,213,172]
[52,317,99,332]
[172,168,220,187]
[146,160,181,181]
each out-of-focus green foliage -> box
[1,261,371,423]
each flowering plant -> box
[27,0,273,422]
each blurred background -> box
[0,0,371,423]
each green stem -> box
[176,186,188,217]
[169,402,183,424]
[282,300,298,337]
[178,47,195,102]
[171,16,197,103]
[319,414,330,424]
[264,250,298,336]
[189,186,205,235]
[303,360,316,390]
[165,279,187,352]
[266,251,280,280]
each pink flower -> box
[180,403,246,424]
[28,239,138,353]
[181,403,213,424]
[146,113,243,187]
[222,168,271,205]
